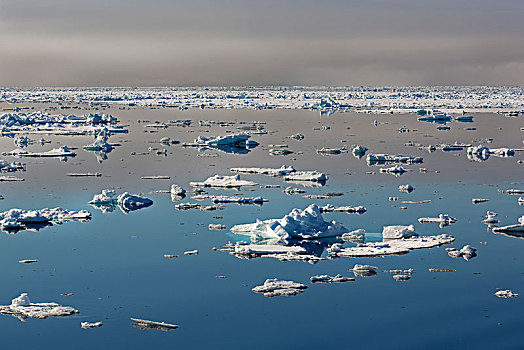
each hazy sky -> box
[1,0,523,86]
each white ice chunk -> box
[189,174,257,188]
[252,278,308,297]
[382,225,417,239]
[0,293,78,319]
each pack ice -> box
[230,204,347,240]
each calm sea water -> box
[0,104,522,349]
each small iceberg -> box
[230,204,347,241]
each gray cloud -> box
[1,0,523,86]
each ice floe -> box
[283,171,327,182]
[310,274,354,283]
[328,234,455,257]
[447,245,477,260]
[0,293,79,319]
[81,321,103,329]
[319,204,367,214]
[252,278,308,297]
[230,165,295,176]
[418,214,457,226]
[131,318,178,331]
[0,207,91,233]
[492,215,524,234]
[382,225,417,239]
[398,184,414,193]
[4,146,76,158]
[495,290,519,298]
[189,174,257,188]
[366,154,423,165]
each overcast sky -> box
[1,0,523,86]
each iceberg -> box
[230,204,347,240]
[117,192,153,213]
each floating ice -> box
[482,211,498,224]
[252,279,308,297]
[230,165,295,176]
[310,274,355,283]
[393,274,411,281]
[189,174,257,188]
[0,207,91,233]
[117,192,153,213]
[209,224,226,230]
[382,225,417,239]
[5,146,76,158]
[317,147,345,155]
[328,234,455,257]
[319,204,367,214]
[379,165,408,175]
[170,184,186,196]
[351,145,368,156]
[447,245,477,260]
[194,195,267,205]
[0,293,79,319]
[472,198,489,204]
[81,321,103,329]
[131,318,179,331]
[492,215,524,233]
[467,145,515,161]
[269,149,293,156]
[398,184,414,193]
[230,204,347,241]
[366,153,423,165]
[67,172,101,177]
[284,171,327,182]
[0,159,25,172]
[495,290,519,298]
[0,176,24,182]
[195,133,250,147]
[418,214,457,226]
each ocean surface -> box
[0,104,523,349]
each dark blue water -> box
[0,105,522,349]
